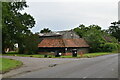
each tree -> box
[103,43,119,52]
[74,24,101,38]
[74,24,119,52]
[21,33,40,54]
[108,21,120,41]
[88,25,101,30]
[40,28,52,33]
[2,1,35,53]
[74,24,88,38]
[83,28,106,52]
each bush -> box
[118,44,120,53]
[19,33,40,54]
[103,43,118,52]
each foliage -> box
[74,24,119,52]
[102,43,119,52]
[40,28,52,33]
[83,28,106,52]
[74,24,88,38]
[21,33,40,54]
[2,2,35,53]
[2,1,120,54]
[74,24,102,38]
[118,44,120,52]
[108,21,120,41]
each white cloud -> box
[22,1,118,32]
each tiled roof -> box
[63,39,89,47]
[38,38,89,48]
[38,39,65,47]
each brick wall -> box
[63,53,72,56]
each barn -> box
[38,30,89,56]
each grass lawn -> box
[2,52,116,58]
[0,58,23,74]
[2,52,45,58]
[78,52,114,58]
[61,52,115,58]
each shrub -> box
[103,43,118,52]
[118,44,120,53]
[19,33,40,54]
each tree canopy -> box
[2,1,36,54]
[2,1,120,54]
[74,24,119,52]
[108,21,120,42]
[40,28,52,33]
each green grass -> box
[2,52,116,58]
[61,52,115,58]
[3,52,45,58]
[78,52,114,58]
[0,58,23,74]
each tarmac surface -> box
[1,54,118,78]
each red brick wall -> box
[63,53,72,56]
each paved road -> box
[7,54,118,78]
[2,56,80,78]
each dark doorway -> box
[72,49,77,57]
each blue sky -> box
[23,0,119,33]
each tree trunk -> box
[2,44,6,54]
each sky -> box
[118,1,120,20]
[22,0,119,32]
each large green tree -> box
[21,33,40,54]
[108,21,120,41]
[74,24,119,52]
[74,24,88,38]
[2,1,35,53]
[83,25,106,52]
[74,24,101,38]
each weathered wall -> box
[63,52,72,56]
[38,30,89,56]
[38,47,89,56]
[63,47,89,56]
[77,48,89,54]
